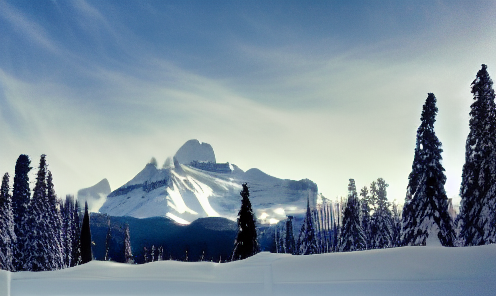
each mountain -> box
[174,139,216,164]
[99,139,318,224]
[77,178,111,212]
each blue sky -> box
[1,0,496,206]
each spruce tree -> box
[12,154,31,271]
[80,201,92,264]
[370,179,394,249]
[298,196,319,255]
[285,216,295,254]
[62,195,75,267]
[151,245,156,262]
[104,216,112,261]
[158,246,164,261]
[391,201,402,247]
[124,223,133,264]
[401,94,454,246]
[71,200,82,266]
[0,173,15,271]
[231,183,259,261]
[46,171,64,269]
[23,155,51,271]
[143,247,149,263]
[459,64,496,245]
[359,186,372,249]
[401,93,455,246]
[338,179,367,252]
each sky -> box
[1,0,496,207]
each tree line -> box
[0,154,92,271]
[262,64,496,256]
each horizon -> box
[2,1,496,206]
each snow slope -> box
[99,140,318,224]
[3,245,496,296]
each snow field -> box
[3,245,496,296]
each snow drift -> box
[2,245,496,296]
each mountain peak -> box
[174,139,216,164]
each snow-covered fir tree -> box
[370,179,394,249]
[298,196,319,255]
[46,171,64,269]
[359,186,372,249]
[285,216,295,254]
[124,223,133,264]
[401,93,455,246]
[338,179,367,252]
[22,155,53,271]
[80,201,92,264]
[231,183,259,261]
[71,199,82,266]
[459,64,496,246]
[143,247,149,263]
[62,195,75,267]
[104,216,112,261]
[0,173,15,271]
[151,245,156,262]
[12,154,31,271]
[158,246,164,261]
[391,200,402,247]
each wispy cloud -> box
[0,0,59,53]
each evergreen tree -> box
[71,200,82,266]
[391,200,402,247]
[359,186,372,249]
[62,195,75,267]
[298,196,319,255]
[0,173,15,271]
[46,171,64,269]
[23,155,51,271]
[80,201,92,264]
[12,154,31,271]
[338,179,367,252]
[401,94,455,246]
[285,216,295,254]
[104,216,112,261]
[143,247,149,263]
[151,245,156,262]
[231,183,259,261]
[158,246,164,261]
[459,64,496,245]
[124,223,133,264]
[370,179,394,249]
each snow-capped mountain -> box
[98,139,318,224]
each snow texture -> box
[1,245,496,295]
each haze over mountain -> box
[98,139,318,224]
[77,179,111,212]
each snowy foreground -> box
[1,245,496,296]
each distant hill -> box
[90,213,238,263]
